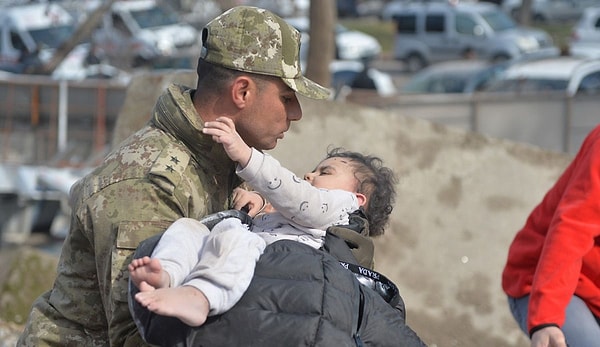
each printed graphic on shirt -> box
[267,177,282,190]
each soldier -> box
[17,6,330,346]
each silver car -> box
[502,0,596,23]
[482,56,600,96]
[390,2,559,72]
[570,7,600,59]
[284,16,381,61]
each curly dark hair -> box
[326,147,397,237]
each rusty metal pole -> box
[31,85,39,126]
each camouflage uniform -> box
[17,84,241,346]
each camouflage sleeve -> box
[17,178,178,347]
[18,135,233,346]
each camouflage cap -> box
[200,6,330,100]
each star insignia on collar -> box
[166,165,175,173]
[170,156,180,164]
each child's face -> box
[304,157,358,193]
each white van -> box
[0,3,90,79]
[90,0,200,69]
[390,2,560,72]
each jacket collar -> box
[151,84,235,176]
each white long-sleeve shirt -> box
[237,149,360,249]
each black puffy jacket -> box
[129,217,426,347]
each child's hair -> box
[326,147,397,237]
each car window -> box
[10,30,27,51]
[577,71,600,94]
[395,14,417,33]
[28,25,76,49]
[425,14,445,33]
[480,10,516,31]
[433,76,466,93]
[130,5,179,29]
[456,13,478,35]
[112,14,132,36]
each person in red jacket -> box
[502,124,600,347]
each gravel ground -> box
[0,320,23,347]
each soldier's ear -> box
[231,76,252,108]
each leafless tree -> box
[39,0,118,75]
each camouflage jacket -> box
[18,84,241,347]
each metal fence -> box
[1,75,598,169]
[347,90,599,155]
[0,74,128,166]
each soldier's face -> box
[236,77,302,150]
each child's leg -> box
[129,218,210,289]
[185,217,266,315]
[135,218,266,326]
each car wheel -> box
[404,53,426,73]
[491,54,510,64]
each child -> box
[128,117,396,327]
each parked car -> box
[245,0,305,17]
[401,59,508,94]
[380,0,448,21]
[330,60,397,98]
[0,2,92,80]
[284,16,381,61]
[569,7,600,58]
[502,0,595,23]
[481,56,600,96]
[389,2,559,72]
[89,0,200,69]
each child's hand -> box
[232,188,266,217]
[202,117,252,167]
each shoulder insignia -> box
[149,143,191,193]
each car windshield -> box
[130,5,179,29]
[29,25,75,49]
[481,10,516,31]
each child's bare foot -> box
[128,256,170,289]
[135,285,210,327]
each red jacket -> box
[502,124,600,333]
